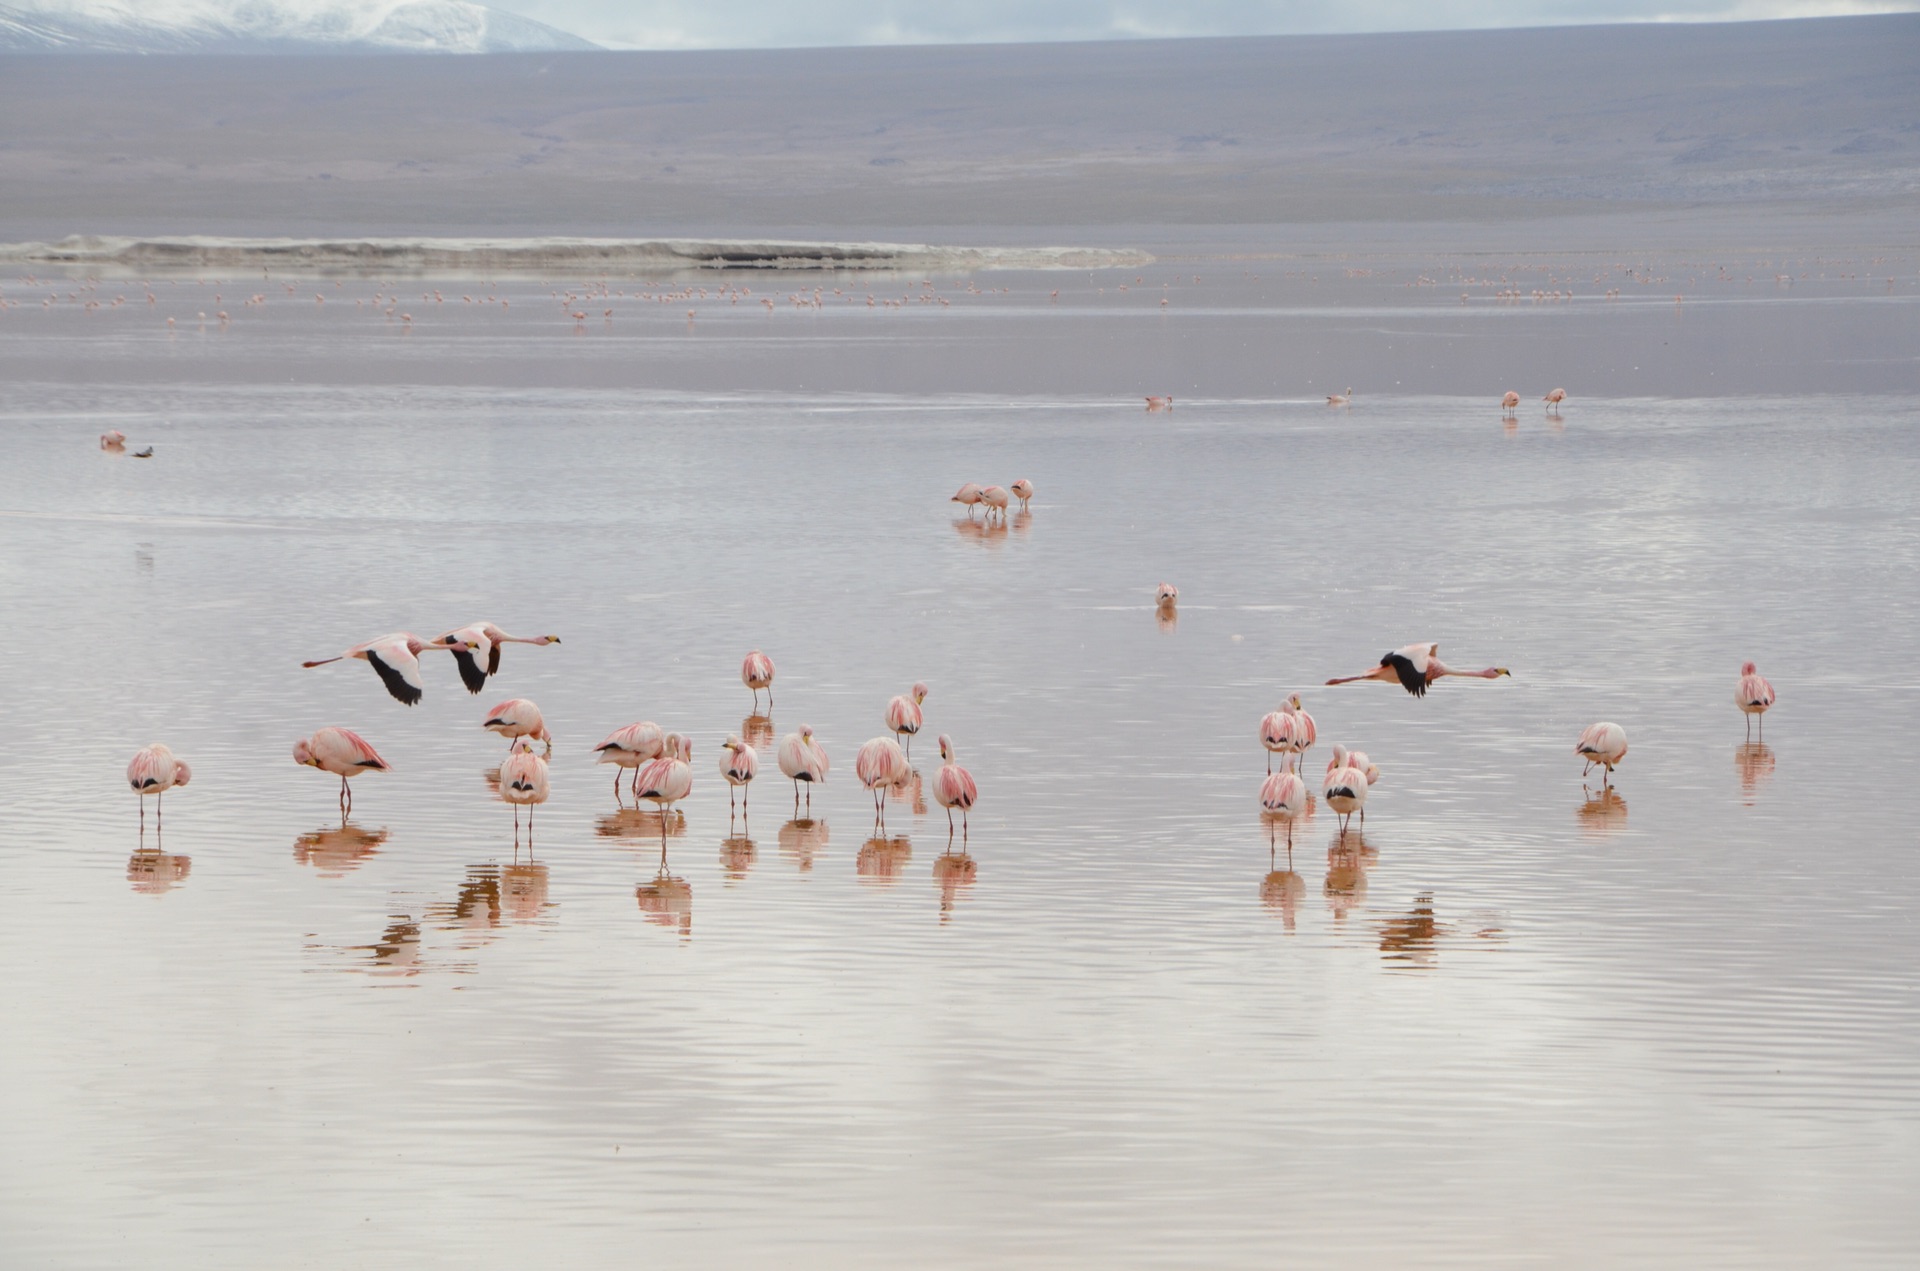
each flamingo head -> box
[722,735,743,754]
[172,761,192,787]
[509,737,537,754]
[292,739,315,767]
[1491,668,1512,678]
[1287,693,1302,710]
[539,635,561,645]
[938,735,955,762]
[799,725,815,742]
[912,682,929,704]
[1740,661,1757,675]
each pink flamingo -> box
[1285,694,1317,769]
[1543,387,1567,412]
[1156,582,1178,608]
[856,737,912,829]
[304,632,476,706]
[100,430,127,450]
[980,485,1010,522]
[593,721,663,805]
[1736,662,1776,739]
[1010,478,1034,511]
[931,734,978,838]
[633,734,694,837]
[1575,721,1628,784]
[1330,747,1381,789]
[293,726,390,815]
[1145,396,1172,412]
[1322,744,1369,833]
[719,735,758,815]
[126,743,190,825]
[1502,391,1521,415]
[1326,388,1352,407]
[951,483,985,520]
[1259,757,1309,851]
[1326,642,1510,698]
[431,623,560,695]
[777,725,829,814]
[741,650,775,708]
[483,698,551,754]
[1258,708,1295,773]
[498,737,550,839]
[886,683,929,756]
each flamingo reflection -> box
[720,833,757,882]
[741,712,775,752]
[779,817,829,872]
[127,847,191,895]
[1378,893,1441,967]
[501,860,550,923]
[1324,830,1375,922]
[430,864,502,941]
[292,823,389,876]
[953,515,1009,547]
[933,848,977,922]
[1259,854,1307,933]
[636,856,693,939]
[1577,786,1629,837]
[596,807,687,845]
[1736,742,1776,805]
[355,915,423,978]
[857,834,913,885]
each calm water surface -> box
[2,263,1917,1268]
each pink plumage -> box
[483,698,551,751]
[932,734,978,835]
[885,683,928,756]
[127,743,191,825]
[741,650,776,706]
[1575,722,1628,783]
[1736,662,1776,739]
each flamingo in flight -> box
[1326,643,1510,698]
[1576,722,1628,784]
[127,743,191,825]
[1736,662,1776,739]
[741,650,775,708]
[483,699,551,754]
[777,725,829,815]
[293,727,391,815]
[303,632,475,706]
[932,735,978,838]
[886,683,928,757]
[432,623,560,695]
[594,721,664,805]
[719,735,758,815]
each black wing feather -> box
[451,647,488,694]
[1381,652,1427,697]
[487,643,502,677]
[366,649,423,706]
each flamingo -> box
[303,632,475,706]
[1258,708,1300,773]
[980,485,1010,522]
[1736,662,1776,739]
[1575,722,1628,784]
[1543,387,1567,412]
[1010,478,1034,511]
[1322,744,1369,833]
[951,482,985,519]
[777,725,829,814]
[1502,391,1521,415]
[293,727,390,815]
[593,721,663,805]
[1259,757,1309,850]
[633,734,694,834]
[126,743,190,825]
[856,737,912,828]
[431,623,560,695]
[1145,395,1173,412]
[719,735,758,815]
[1284,694,1317,768]
[483,698,551,754]
[1156,582,1178,607]
[1326,642,1510,697]
[1330,748,1381,790]
[931,734,978,837]
[885,683,929,756]
[741,650,775,708]
[100,429,127,450]
[498,737,550,837]
[1326,387,1352,407]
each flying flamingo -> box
[980,485,1010,522]
[931,735,978,838]
[1326,643,1510,697]
[498,737,550,838]
[1010,479,1034,511]
[593,721,663,804]
[1502,391,1521,416]
[293,727,390,815]
[1322,744,1369,833]
[951,483,985,519]
[1259,756,1309,850]
[777,725,829,815]
[1575,722,1628,784]
[303,632,476,706]
[633,734,694,835]
[126,743,190,825]
[1326,388,1352,407]
[741,650,775,708]
[1736,662,1776,739]
[719,735,758,815]
[856,737,912,829]
[1543,387,1567,412]
[484,699,551,753]
[886,683,929,756]
[431,623,560,694]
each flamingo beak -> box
[1497,668,1512,677]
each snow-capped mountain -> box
[0,1,599,53]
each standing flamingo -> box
[885,683,929,756]
[126,743,191,825]
[1575,722,1628,784]
[498,736,550,839]
[1259,756,1309,851]
[633,735,694,836]
[1543,387,1567,413]
[856,737,912,829]
[1156,583,1178,607]
[1736,662,1776,739]
[1145,396,1173,412]
[777,725,829,814]
[483,699,551,754]
[980,485,1010,522]
[1326,388,1352,407]
[431,624,560,695]
[719,735,758,816]
[1285,695,1317,769]
[1326,643,1510,697]
[100,429,127,450]
[1258,708,1300,773]
[1322,744,1369,833]
[1010,479,1034,511]
[1502,391,1521,415]
[303,632,476,706]
[931,734,978,838]
[293,727,390,815]
[594,721,663,805]
[951,483,985,519]
[741,650,775,708]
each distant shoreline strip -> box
[0,235,1153,274]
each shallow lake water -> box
[2,260,1917,1268]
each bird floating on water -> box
[1326,643,1510,698]
[99,430,126,450]
[293,726,390,815]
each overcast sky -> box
[493,0,1917,48]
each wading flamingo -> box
[777,725,829,814]
[1327,388,1352,407]
[1502,391,1521,415]
[1156,583,1178,607]
[594,721,664,805]
[431,624,560,694]
[886,683,929,756]
[1331,748,1381,792]
[293,727,390,815]
[1326,643,1510,698]
[951,483,985,519]
[1543,387,1567,412]
[1145,396,1173,412]
[980,485,1010,522]
[483,699,551,754]
[856,737,912,829]
[1737,662,1776,739]
[1010,479,1034,511]
[100,430,126,450]
[932,735,978,838]
[1285,695,1317,768]
[127,743,190,825]
[720,735,758,815]
[1322,744,1369,833]
[633,735,694,836]
[741,650,775,708]
[303,632,476,706]
[498,737,550,838]
[1259,757,1309,851]
[1258,708,1296,773]
[1576,722,1628,784]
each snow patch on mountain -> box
[0,1,599,53]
